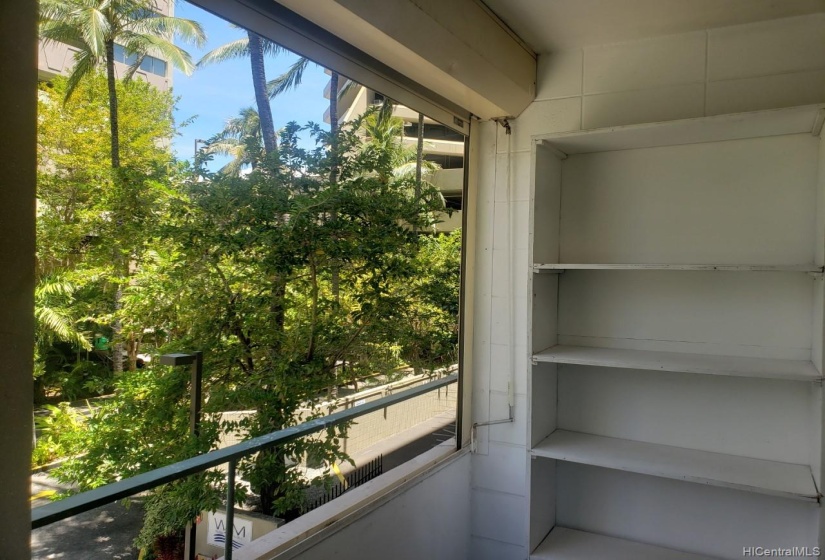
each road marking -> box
[31,490,56,501]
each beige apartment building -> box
[327,77,464,231]
[37,0,173,91]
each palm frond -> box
[129,15,206,48]
[36,279,77,298]
[198,37,250,66]
[266,57,309,99]
[337,78,360,101]
[34,275,91,351]
[39,25,82,52]
[77,6,110,56]
[38,0,70,23]
[122,32,197,74]
[64,50,99,101]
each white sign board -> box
[207,511,253,549]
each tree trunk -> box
[329,72,339,183]
[415,112,424,196]
[248,31,277,155]
[105,40,124,375]
[113,282,123,374]
[414,112,424,233]
[329,72,340,302]
[105,39,120,169]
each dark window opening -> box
[404,122,464,142]
[425,154,464,170]
[443,195,462,211]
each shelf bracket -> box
[533,265,564,274]
[813,108,825,138]
[536,139,568,160]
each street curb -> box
[32,454,83,475]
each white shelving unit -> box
[533,345,821,382]
[532,527,717,560]
[526,105,825,559]
[532,430,819,501]
[534,263,824,273]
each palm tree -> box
[267,58,357,154]
[39,0,206,169]
[198,29,284,155]
[203,106,263,175]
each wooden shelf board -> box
[531,527,717,560]
[534,104,825,155]
[534,263,823,272]
[531,430,819,501]
[533,345,821,382]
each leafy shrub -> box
[32,402,88,467]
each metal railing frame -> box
[31,374,457,559]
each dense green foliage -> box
[38,68,461,550]
[36,74,180,400]
[32,403,89,467]
[37,8,461,550]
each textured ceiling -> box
[482,0,825,53]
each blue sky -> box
[171,2,331,171]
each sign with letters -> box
[206,511,253,549]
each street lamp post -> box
[194,138,206,178]
[159,351,203,560]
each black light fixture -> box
[159,350,203,560]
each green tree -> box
[39,0,205,373]
[54,363,225,554]
[397,229,461,369]
[112,117,445,516]
[51,102,455,550]
[39,0,205,169]
[37,74,180,385]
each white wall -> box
[282,451,471,560]
[469,13,825,558]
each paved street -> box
[31,472,143,560]
[29,413,455,558]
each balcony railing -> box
[31,374,458,559]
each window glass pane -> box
[140,56,153,72]
[124,51,138,66]
[113,44,125,63]
[153,58,167,77]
